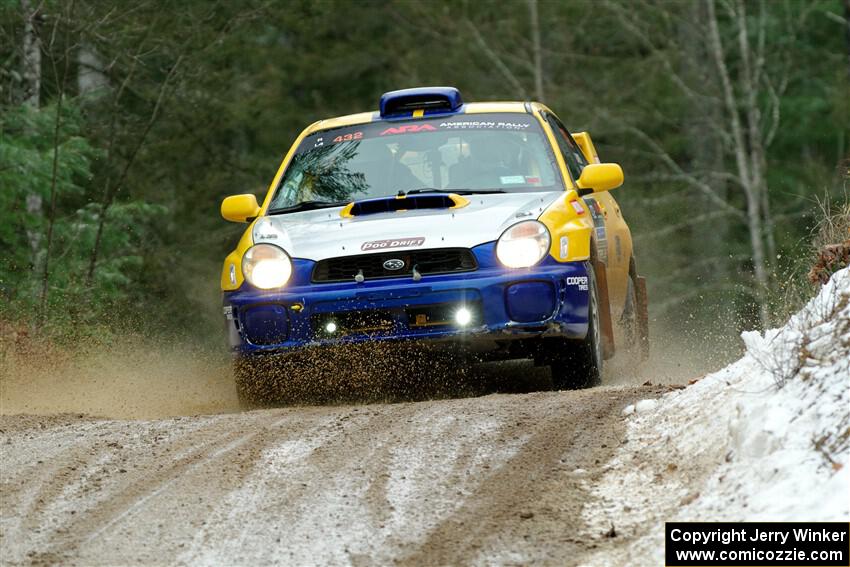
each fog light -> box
[325,321,338,333]
[455,307,472,326]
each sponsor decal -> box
[380,124,437,136]
[439,121,532,130]
[254,218,285,242]
[361,237,425,251]
[595,226,609,264]
[500,175,526,184]
[566,275,589,291]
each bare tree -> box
[401,0,545,101]
[39,1,77,322]
[463,17,529,99]
[681,1,730,285]
[705,0,772,326]
[845,0,850,78]
[20,0,42,284]
[20,0,40,107]
[85,53,184,285]
[602,0,808,328]
[528,0,545,102]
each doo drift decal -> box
[361,237,426,251]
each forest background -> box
[2,0,848,362]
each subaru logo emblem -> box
[383,258,405,271]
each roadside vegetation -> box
[777,185,850,319]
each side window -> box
[544,113,588,182]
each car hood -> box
[251,191,564,261]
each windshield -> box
[268,112,562,212]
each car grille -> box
[312,248,477,283]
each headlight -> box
[242,244,292,289]
[496,220,551,268]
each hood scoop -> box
[340,193,469,218]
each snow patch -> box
[582,267,850,566]
[634,399,659,413]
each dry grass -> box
[807,193,850,285]
[774,189,850,320]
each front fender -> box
[221,220,258,291]
[538,191,594,263]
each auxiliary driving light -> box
[325,321,338,334]
[455,307,472,326]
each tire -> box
[550,263,603,389]
[622,273,637,340]
[621,260,650,362]
[616,272,641,365]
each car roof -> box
[305,101,545,135]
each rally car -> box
[220,87,648,402]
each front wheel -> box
[550,265,603,389]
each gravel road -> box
[0,381,669,566]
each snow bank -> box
[582,267,850,565]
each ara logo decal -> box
[361,237,425,251]
[566,276,589,291]
[379,124,437,136]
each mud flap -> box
[593,260,616,360]
[635,275,650,360]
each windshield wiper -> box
[267,200,348,215]
[403,188,506,196]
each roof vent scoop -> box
[379,87,463,119]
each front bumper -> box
[223,242,591,356]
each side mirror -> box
[576,163,624,195]
[221,194,260,223]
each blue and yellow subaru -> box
[220,87,648,402]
